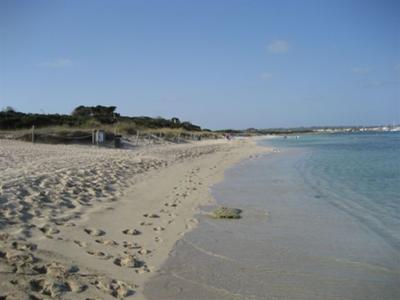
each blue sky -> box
[1,0,399,129]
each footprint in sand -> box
[143,213,159,218]
[113,255,143,268]
[84,228,106,236]
[91,278,135,298]
[122,241,141,249]
[95,239,119,247]
[139,222,153,226]
[122,229,141,236]
[67,280,88,293]
[153,226,165,232]
[38,262,78,277]
[154,237,162,242]
[29,278,70,297]
[28,263,85,297]
[39,225,60,235]
[0,233,9,241]
[86,250,113,260]
[11,241,37,251]
[73,240,87,248]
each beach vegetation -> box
[2,106,16,113]
[0,106,202,132]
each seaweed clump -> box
[212,207,242,219]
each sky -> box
[0,0,399,129]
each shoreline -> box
[0,137,269,299]
[143,134,400,300]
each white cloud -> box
[267,40,289,54]
[260,72,273,80]
[36,58,72,68]
[352,67,370,74]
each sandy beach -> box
[2,0,398,298]
[0,138,267,299]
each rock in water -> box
[212,207,242,219]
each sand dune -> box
[0,138,267,299]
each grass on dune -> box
[0,122,221,141]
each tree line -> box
[0,105,201,131]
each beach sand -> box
[0,138,267,299]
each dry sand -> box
[0,138,268,299]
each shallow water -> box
[144,133,400,300]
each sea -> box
[145,132,400,300]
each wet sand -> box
[0,138,267,299]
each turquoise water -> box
[145,132,400,300]
[264,132,400,251]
